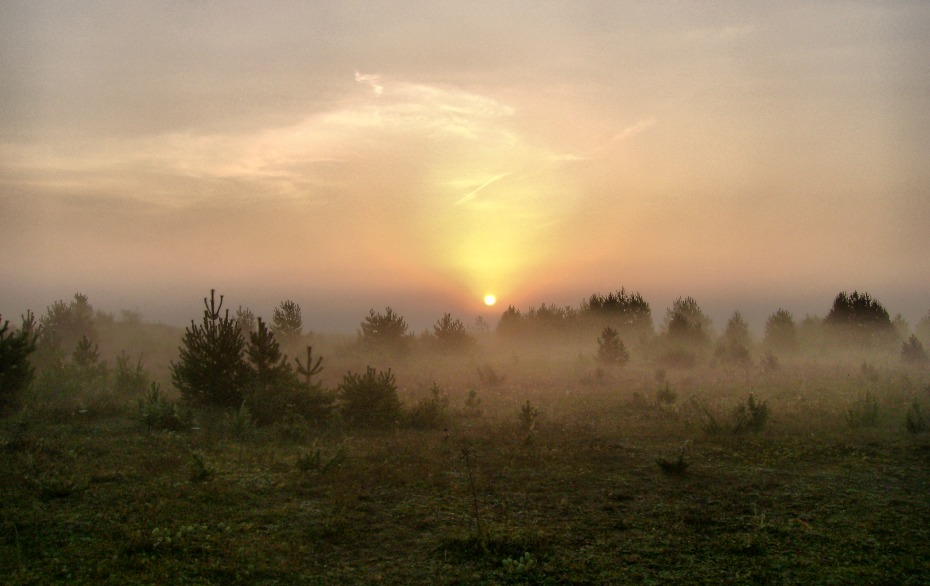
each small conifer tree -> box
[338,366,403,428]
[0,314,37,412]
[596,326,629,367]
[272,300,302,346]
[171,290,248,408]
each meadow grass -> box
[2,355,929,584]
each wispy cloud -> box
[454,173,511,205]
[610,117,657,143]
[354,71,384,95]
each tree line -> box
[2,288,928,419]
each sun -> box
[483,294,497,306]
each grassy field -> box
[2,355,930,585]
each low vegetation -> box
[1,288,929,583]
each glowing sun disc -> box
[484,294,497,306]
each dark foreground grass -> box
[2,384,930,585]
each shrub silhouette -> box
[171,290,248,409]
[358,307,411,358]
[764,309,798,354]
[431,313,475,352]
[338,366,403,428]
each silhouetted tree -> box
[915,310,930,348]
[236,306,256,336]
[271,300,302,346]
[0,314,37,413]
[432,313,474,352]
[496,305,525,340]
[664,297,713,348]
[582,288,653,336]
[596,326,629,367]
[764,309,798,354]
[358,307,411,357]
[471,316,491,336]
[35,293,98,368]
[658,296,712,368]
[247,318,294,390]
[824,291,894,347]
[892,313,910,342]
[171,290,248,408]
[716,311,752,366]
[902,335,928,365]
[295,346,324,386]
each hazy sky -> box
[2,1,928,333]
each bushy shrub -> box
[406,384,450,429]
[338,367,403,428]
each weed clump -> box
[846,392,880,429]
[138,383,191,432]
[187,450,214,482]
[905,399,927,434]
[519,400,540,432]
[295,441,347,473]
[657,441,691,475]
[696,393,769,435]
[732,393,769,434]
[462,389,483,418]
[656,382,678,405]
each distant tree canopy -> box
[495,287,652,342]
[824,291,894,346]
[581,288,653,336]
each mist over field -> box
[2,1,930,583]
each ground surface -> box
[2,367,930,585]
